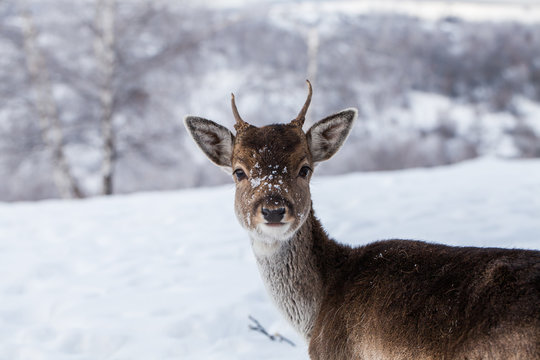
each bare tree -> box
[20,8,83,199]
[304,26,319,127]
[94,0,116,195]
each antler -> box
[290,80,312,128]
[231,93,251,133]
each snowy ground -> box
[0,157,539,360]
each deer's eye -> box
[298,165,311,178]
[234,169,247,181]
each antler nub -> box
[291,80,313,128]
[231,93,251,133]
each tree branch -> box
[248,315,295,347]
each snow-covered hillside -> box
[0,158,539,359]
[3,0,540,201]
[208,0,540,23]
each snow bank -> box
[0,158,538,359]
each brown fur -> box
[232,124,313,234]
[184,84,540,360]
[307,224,540,359]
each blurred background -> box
[1,0,539,202]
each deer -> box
[184,81,540,360]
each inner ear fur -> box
[307,108,357,164]
[184,116,234,171]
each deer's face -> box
[184,81,357,248]
[231,124,313,242]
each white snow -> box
[205,0,540,23]
[0,157,539,359]
[250,177,261,188]
[362,91,540,158]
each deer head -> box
[184,81,357,248]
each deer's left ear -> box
[184,116,234,172]
[307,108,357,164]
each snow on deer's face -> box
[232,124,313,243]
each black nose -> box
[261,207,286,223]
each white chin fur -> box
[249,223,293,257]
[259,223,292,239]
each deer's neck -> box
[251,210,340,339]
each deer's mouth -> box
[264,222,286,227]
[255,221,293,240]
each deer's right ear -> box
[307,108,357,164]
[184,116,234,171]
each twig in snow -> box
[248,315,296,347]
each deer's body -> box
[184,81,540,359]
[261,210,539,359]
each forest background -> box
[1,0,539,201]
